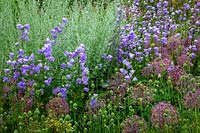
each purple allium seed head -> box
[129,83,154,106]
[151,102,180,128]
[46,97,69,117]
[121,115,147,133]
[183,89,200,109]
[177,55,191,66]
[167,65,186,88]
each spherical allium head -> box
[176,54,192,66]
[177,75,199,93]
[142,58,171,76]
[183,89,200,109]
[167,65,186,88]
[24,96,34,112]
[129,83,154,106]
[151,102,180,128]
[46,97,69,118]
[165,35,183,56]
[85,99,106,114]
[108,72,130,98]
[152,58,171,75]
[121,115,147,133]
[11,96,34,113]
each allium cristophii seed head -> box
[151,102,180,128]
[11,96,34,112]
[165,35,182,56]
[129,83,154,106]
[108,72,130,98]
[121,115,147,133]
[183,89,200,109]
[177,75,199,93]
[167,65,186,88]
[46,97,69,118]
[142,58,171,76]
[176,54,192,66]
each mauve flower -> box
[82,76,88,85]
[151,102,180,128]
[183,89,200,109]
[46,97,69,117]
[121,115,147,133]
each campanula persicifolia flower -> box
[44,77,53,86]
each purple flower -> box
[82,76,89,85]
[76,78,82,84]
[16,24,23,29]
[84,87,89,92]
[44,77,53,86]
[30,89,35,96]
[44,65,50,71]
[161,37,167,45]
[167,66,174,72]
[61,63,67,69]
[66,75,71,80]
[4,69,10,74]
[28,80,35,87]
[24,24,30,30]
[133,77,138,81]
[3,77,8,82]
[191,53,195,59]
[197,2,200,7]
[52,87,67,98]
[90,98,97,109]
[9,53,15,58]
[17,78,26,89]
[62,18,68,24]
